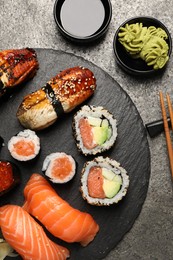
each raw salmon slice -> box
[13,139,35,156]
[0,205,69,260]
[87,166,105,199]
[23,173,99,246]
[79,118,96,149]
[52,157,73,179]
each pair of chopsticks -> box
[159,91,173,179]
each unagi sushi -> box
[23,174,99,246]
[0,205,70,260]
[0,48,39,97]
[17,66,96,130]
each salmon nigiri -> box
[0,205,69,260]
[23,173,99,246]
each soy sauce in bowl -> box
[61,0,105,37]
[54,0,112,43]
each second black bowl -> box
[113,16,172,77]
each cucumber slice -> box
[87,116,102,126]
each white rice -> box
[80,156,129,206]
[42,152,76,183]
[8,129,40,161]
[73,105,117,155]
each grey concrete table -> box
[1,0,173,259]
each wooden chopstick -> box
[166,93,173,130]
[159,91,173,179]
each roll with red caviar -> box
[80,156,129,206]
[0,160,20,197]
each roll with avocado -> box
[80,156,129,206]
[72,105,117,155]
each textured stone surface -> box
[1,0,173,259]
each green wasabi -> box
[118,22,169,69]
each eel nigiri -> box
[0,205,70,260]
[17,66,96,130]
[23,173,99,246]
[0,48,39,97]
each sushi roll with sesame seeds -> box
[42,152,76,183]
[80,156,129,206]
[8,129,40,161]
[72,105,117,155]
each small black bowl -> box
[113,16,172,76]
[54,0,112,44]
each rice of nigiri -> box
[42,152,76,183]
[8,129,40,161]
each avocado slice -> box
[103,179,121,198]
[92,126,108,145]
[113,175,122,185]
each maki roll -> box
[42,152,76,183]
[80,156,129,206]
[8,129,40,161]
[73,105,117,155]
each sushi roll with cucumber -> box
[73,105,117,155]
[80,156,129,206]
[8,129,40,161]
[42,152,76,183]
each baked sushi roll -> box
[8,129,40,161]
[73,105,117,155]
[0,48,39,97]
[80,156,129,206]
[17,66,96,130]
[42,152,76,183]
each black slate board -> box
[0,49,150,260]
